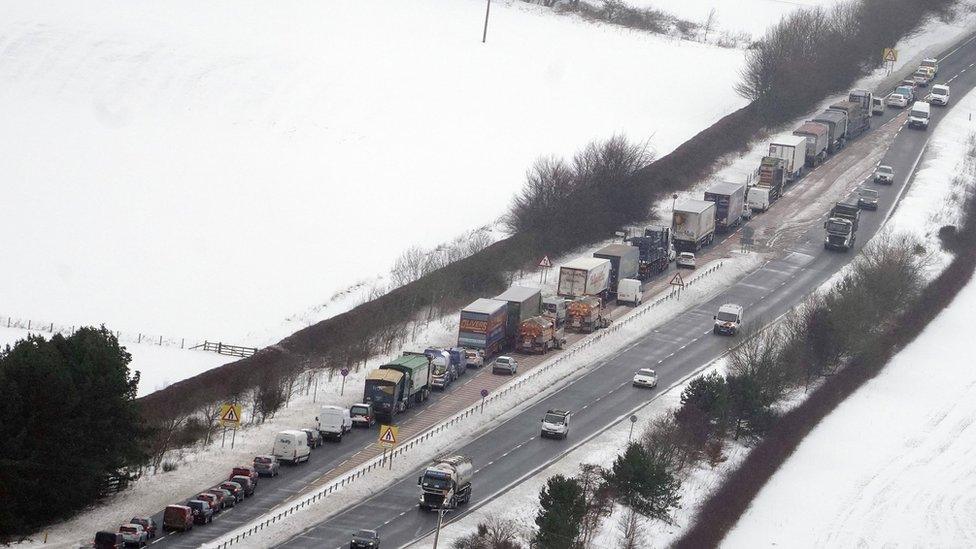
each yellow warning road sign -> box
[219,403,242,428]
[883,48,898,62]
[378,424,399,448]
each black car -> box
[351,529,380,549]
[187,500,213,524]
[301,428,324,449]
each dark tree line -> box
[0,328,147,540]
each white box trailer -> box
[768,135,807,182]
[557,257,611,298]
[672,199,716,253]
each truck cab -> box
[824,217,855,251]
[426,348,456,390]
[921,57,939,76]
[542,297,569,327]
[713,304,744,336]
[418,455,473,510]
[540,409,571,439]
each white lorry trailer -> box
[557,257,611,299]
[418,455,473,510]
[768,135,807,183]
[672,199,717,253]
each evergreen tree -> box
[0,328,145,539]
[606,443,681,522]
[534,474,586,549]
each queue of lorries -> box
[88,59,946,547]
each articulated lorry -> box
[593,244,639,297]
[566,296,610,333]
[823,199,861,251]
[418,455,473,510]
[749,156,786,212]
[793,122,829,167]
[704,181,746,233]
[625,226,674,279]
[768,135,808,182]
[494,286,542,350]
[518,316,565,354]
[672,199,716,252]
[557,257,611,299]
[458,298,508,358]
[364,352,432,421]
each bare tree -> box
[616,507,646,549]
[701,8,716,43]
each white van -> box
[747,187,772,212]
[713,304,744,336]
[871,96,886,115]
[908,101,931,129]
[272,430,311,465]
[317,405,353,441]
[616,278,643,306]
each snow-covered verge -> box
[422,25,976,548]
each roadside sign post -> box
[379,425,399,470]
[883,48,897,75]
[340,367,349,396]
[480,389,489,414]
[741,225,755,253]
[538,255,552,284]
[432,507,450,549]
[628,414,638,443]
[218,403,242,449]
[669,272,686,299]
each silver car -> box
[119,524,148,547]
[492,356,518,375]
[252,455,280,477]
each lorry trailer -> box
[494,286,542,349]
[704,181,746,233]
[829,100,869,138]
[672,199,717,252]
[458,298,508,358]
[811,110,849,153]
[365,352,432,420]
[593,243,640,296]
[768,135,807,182]
[625,225,673,278]
[557,257,611,298]
[793,122,829,167]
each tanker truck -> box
[418,455,473,510]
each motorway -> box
[268,34,976,549]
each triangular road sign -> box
[669,272,685,288]
[539,255,552,268]
[378,424,399,447]
[219,403,242,427]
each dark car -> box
[219,481,245,503]
[301,428,324,449]
[202,489,228,509]
[231,474,255,497]
[129,517,157,539]
[350,529,381,549]
[350,403,375,428]
[207,487,236,508]
[231,466,259,487]
[253,455,280,477]
[162,505,193,532]
[93,531,123,549]
[187,500,213,524]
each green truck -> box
[363,352,431,421]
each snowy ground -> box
[420,11,976,546]
[720,72,976,549]
[0,0,842,394]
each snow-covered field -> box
[721,76,976,549]
[626,0,848,37]
[0,0,844,394]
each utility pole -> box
[432,507,448,549]
[482,0,491,43]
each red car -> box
[129,517,157,538]
[162,505,193,532]
[231,466,259,487]
[195,493,221,514]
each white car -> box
[676,252,696,269]
[492,355,518,375]
[540,409,570,439]
[886,93,908,108]
[632,368,658,388]
[119,524,148,547]
[927,84,950,106]
[464,348,485,368]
